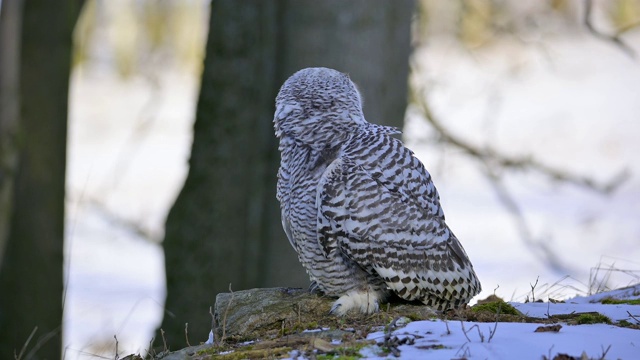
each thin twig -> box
[160,328,168,353]
[530,276,539,303]
[146,337,155,358]
[185,323,191,347]
[460,321,472,342]
[461,322,486,343]
[546,300,551,319]
[545,345,555,360]
[454,342,471,358]
[15,326,38,360]
[221,283,235,344]
[627,311,640,324]
[584,0,637,59]
[484,165,572,274]
[25,326,61,360]
[473,324,485,342]
[599,344,612,360]
[114,335,119,360]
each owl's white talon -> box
[330,289,381,316]
[329,303,342,315]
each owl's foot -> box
[329,289,382,315]
[308,281,323,294]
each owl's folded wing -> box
[316,154,481,308]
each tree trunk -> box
[159,0,414,346]
[278,0,414,129]
[0,0,23,273]
[0,1,84,359]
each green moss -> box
[575,313,611,325]
[207,346,292,359]
[286,321,324,336]
[471,300,520,315]
[617,320,634,327]
[600,298,640,305]
[315,342,367,359]
[317,355,361,360]
[197,345,231,356]
[406,313,422,321]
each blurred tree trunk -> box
[0,0,23,271]
[0,0,84,359]
[159,0,414,345]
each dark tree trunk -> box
[0,0,24,272]
[278,0,414,129]
[158,0,414,346]
[0,1,84,358]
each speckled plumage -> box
[274,67,481,315]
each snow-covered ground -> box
[361,285,640,360]
[64,33,640,358]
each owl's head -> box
[274,67,367,148]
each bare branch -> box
[160,328,168,353]
[413,90,629,195]
[221,283,235,345]
[114,335,119,360]
[584,0,637,59]
[411,84,629,274]
[185,323,191,347]
[145,337,155,358]
[15,326,38,360]
[627,311,640,324]
[599,344,612,360]
[25,326,61,360]
[530,276,539,303]
[83,195,159,243]
[483,165,573,274]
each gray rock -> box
[213,287,333,341]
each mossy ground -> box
[574,313,612,325]
[599,297,640,305]
[470,298,521,315]
[155,294,640,359]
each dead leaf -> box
[534,324,562,333]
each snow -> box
[511,284,640,322]
[64,29,640,359]
[364,321,638,360]
[514,301,639,323]
[355,286,640,359]
[570,284,640,304]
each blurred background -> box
[1,0,639,358]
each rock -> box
[212,287,439,342]
[152,343,215,360]
[212,287,333,341]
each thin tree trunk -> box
[0,1,84,358]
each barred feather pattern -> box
[274,67,481,314]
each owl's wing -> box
[316,139,480,307]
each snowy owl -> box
[274,67,481,315]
